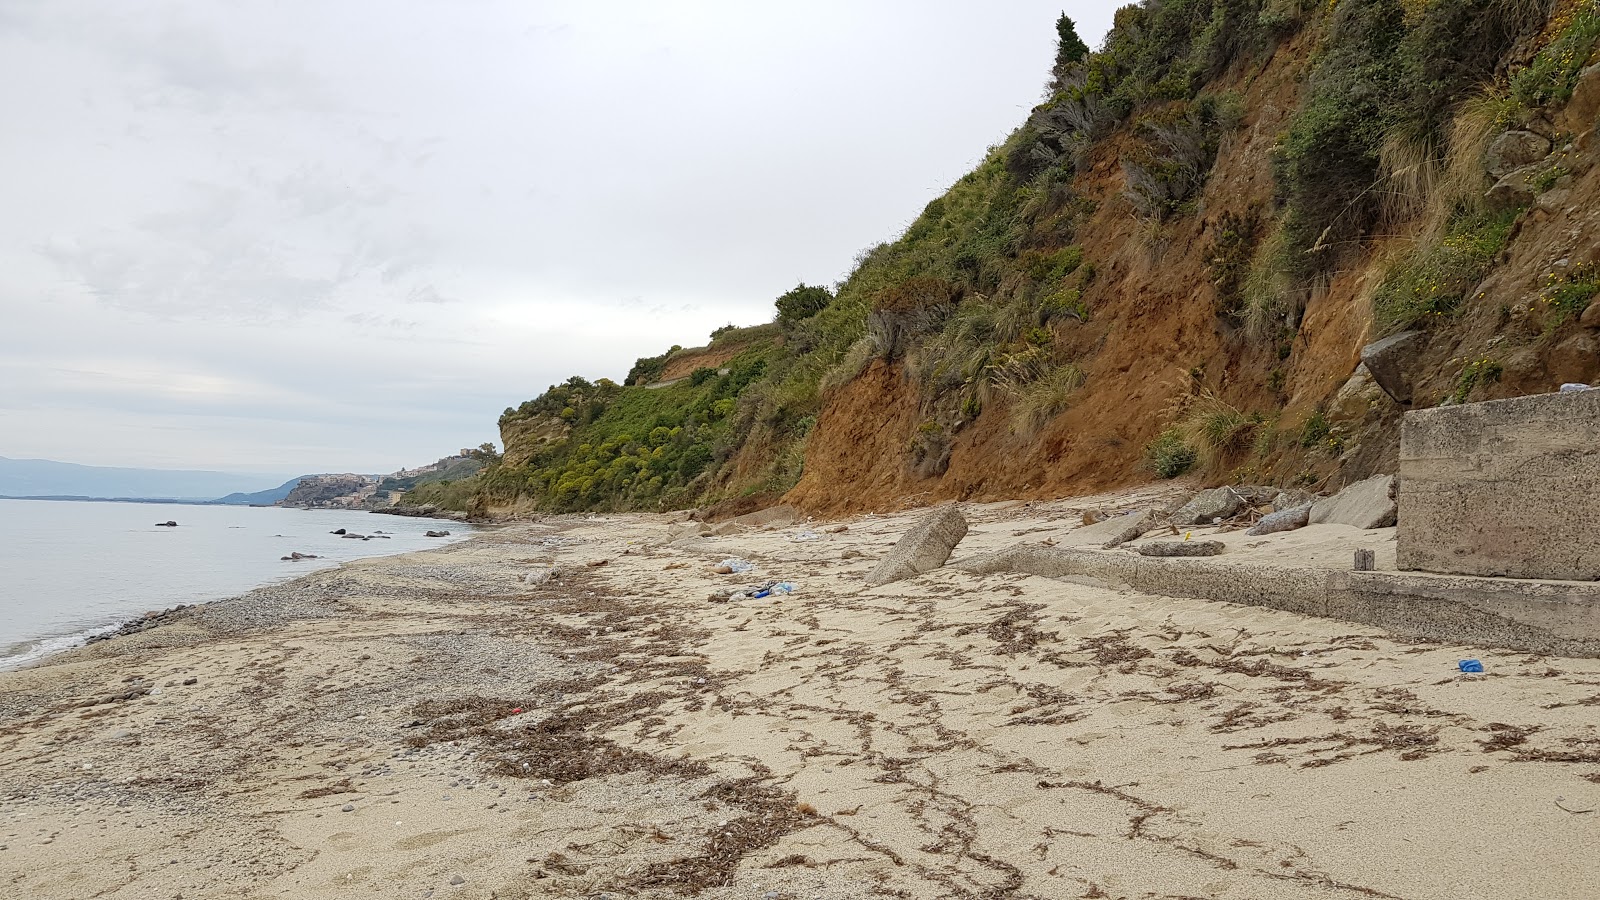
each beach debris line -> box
[864,505,968,587]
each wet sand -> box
[3,500,1599,898]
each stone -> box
[449,875,466,886]
[341,804,355,812]
[710,521,747,537]
[331,528,347,535]
[1135,540,1224,557]
[864,506,969,587]
[1562,64,1600,133]
[1399,390,1600,579]
[524,567,558,586]
[1359,331,1425,405]
[342,533,366,540]
[182,677,198,685]
[729,504,799,528]
[1064,508,1158,549]
[1245,503,1312,536]
[1484,129,1551,178]
[1548,330,1599,383]
[1487,162,1543,208]
[424,530,451,537]
[1581,298,1600,329]
[1309,474,1397,529]
[1168,487,1248,527]
[1354,549,1376,571]
[155,521,178,527]
[1329,364,1385,424]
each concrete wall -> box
[953,543,1600,657]
[1398,389,1600,580]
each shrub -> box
[1372,207,1518,334]
[1207,209,1263,317]
[689,367,719,386]
[1539,263,1600,327]
[1511,5,1600,109]
[1450,357,1504,404]
[1007,364,1086,435]
[1145,428,1198,479]
[775,283,834,325]
[1175,393,1265,466]
[1299,410,1331,448]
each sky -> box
[0,1,1114,476]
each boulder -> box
[1245,503,1312,536]
[1064,508,1158,549]
[1359,331,1425,405]
[424,530,451,537]
[1169,487,1247,527]
[1562,64,1600,133]
[1136,540,1224,557]
[1329,364,1385,424]
[1484,130,1551,178]
[1487,162,1543,208]
[864,506,969,587]
[1309,474,1397,529]
[1580,297,1600,329]
[331,528,347,535]
[155,521,178,527]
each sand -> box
[3,497,1600,899]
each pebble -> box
[449,873,466,885]
[341,804,355,812]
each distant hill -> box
[0,456,291,502]
[207,477,309,506]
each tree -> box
[470,442,499,461]
[1054,13,1090,71]
[774,283,833,325]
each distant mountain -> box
[207,477,309,506]
[0,456,291,502]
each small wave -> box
[0,623,122,672]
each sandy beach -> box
[4,498,1600,899]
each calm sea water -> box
[0,498,473,670]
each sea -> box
[0,498,473,671]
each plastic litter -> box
[792,531,821,542]
[716,558,754,574]
[1458,659,1484,673]
[1560,383,1594,392]
[752,582,797,599]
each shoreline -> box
[4,501,1600,897]
[0,504,481,674]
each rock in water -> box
[1245,503,1312,536]
[1169,487,1246,526]
[1136,540,1224,557]
[864,506,968,587]
[1309,474,1397,529]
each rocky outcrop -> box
[1485,130,1552,178]
[865,506,968,587]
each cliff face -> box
[459,0,1600,518]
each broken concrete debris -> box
[864,505,968,587]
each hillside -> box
[417,0,1600,518]
[0,456,289,502]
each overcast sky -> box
[0,1,1113,476]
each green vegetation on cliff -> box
[413,0,1594,515]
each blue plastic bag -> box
[1459,659,1484,673]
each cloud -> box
[0,1,1116,471]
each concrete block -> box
[1398,390,1600,580]
[1309,475,1396,529]
[865,505,968,587]
[1062,508,1158,548]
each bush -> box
[775,283,834,325]
[1539,263,1600,328]
[1373,208,1518,334]
[1145,428,1198,479]
[1511,6,1600,109]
